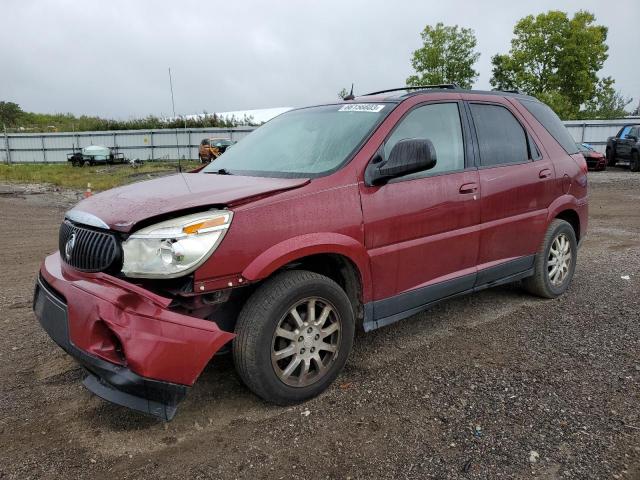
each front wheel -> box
[233,270,354,405]
[631,151,640,172]
[522,219,578,299]
[606,148,617,167]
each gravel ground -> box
[0,170,639,479]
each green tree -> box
[0,101,24,127]
[406,23,480,89]
[338,88,349,100]
[581,77,632,119]
[490,10,629,119]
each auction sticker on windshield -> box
[338,104,385,113]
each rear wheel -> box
[631,151,640,172]
[233,270,354,405]
[522,219,577,299]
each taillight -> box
[575,154,588,174]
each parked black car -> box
[606,124,640,171]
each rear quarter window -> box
[519,99,579,154]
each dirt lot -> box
[1,171,639,479]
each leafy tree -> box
[6,110,252,133]
[406,23,480,89]
[338,88,349,100]
[0,101,24,127]
[490,10,630,119]
[581,77,632,119]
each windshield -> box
[202,103,392,177]
[577,143,593,152]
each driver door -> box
[618,126,633,160]
[359,101,480,320]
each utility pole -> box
[168,67,181,172]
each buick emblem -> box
[65,232,76,261]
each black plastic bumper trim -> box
[33,276,187,421]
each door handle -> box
[539,168,552,179]
[459,183,478,194]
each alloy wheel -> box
[271,297,341,387]
[547,233,572,286]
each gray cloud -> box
[1,0,638,118]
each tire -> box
[522,219,578,299]
[631,151,640,172]
[233,270,355,405]
[606,148,616,167]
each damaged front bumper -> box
[33,253,235,420]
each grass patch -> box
[0,161,200,191]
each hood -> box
[69,172,309,232]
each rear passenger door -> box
[467,101,556,284]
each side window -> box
[528,133,542,160]
[630,127,639,138]
[519,99,579,154]
[384,103,465,176]
[470,103,529,166]
[620,126,632,139]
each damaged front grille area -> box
[58,220,121,273]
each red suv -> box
[34,86,588,420]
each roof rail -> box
[362,84,461,96]
[492,88,522,94]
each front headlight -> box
[121,210,232,278]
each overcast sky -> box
[2,0,638,118]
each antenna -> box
[344,83,355,101]
[168,67,181,172]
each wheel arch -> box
[241,233,373,306]
[555,209,581,242]
[547,193,586,243]
[274,253,365,328]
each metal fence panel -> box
[2,127,257,163]
[3,120,638,163]
[564,119,639,153]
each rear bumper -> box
[33,253,235,420]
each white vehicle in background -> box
[67,145,125,167]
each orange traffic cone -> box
[84,183,92,198]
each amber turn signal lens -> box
[182,217,226,234]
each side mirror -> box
[627,135,638,142]
[366,138,437,185]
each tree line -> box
[0,102,255,133]
[341,10,635,119]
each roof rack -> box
[363,84,461,96]
[492,88,522,94]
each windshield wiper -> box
[206,168,233,175]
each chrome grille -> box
[58,221,120,272]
